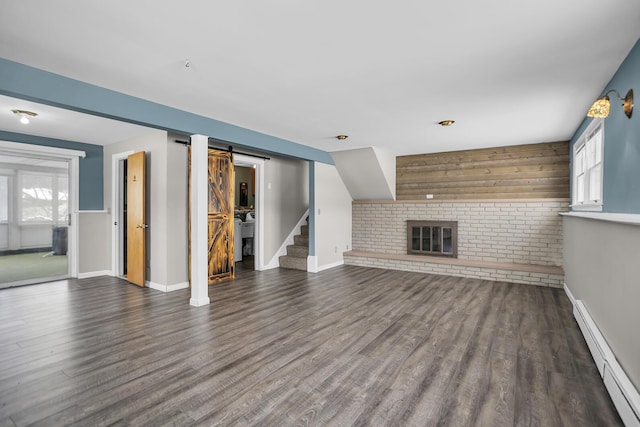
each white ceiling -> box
[1,1,639,156]
[0,95,155,146]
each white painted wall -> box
[312,162,352,271]
[165,136,189,285]
[331,147,395,200]
[564,215,640,393]
[102,129,190,287]
[78,212,110,273]
[373,147,396,200]
[263,156,309,263]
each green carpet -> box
[0,252,68,284]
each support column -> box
[189,134,210,306]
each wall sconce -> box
[587,89,633,119]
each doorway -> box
[111,150,133,278]
[0,141,82,288]
[233,154,264,271]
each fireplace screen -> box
[407,221,457,257]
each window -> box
[20,172,68,224]
[572,119,604,211]
[0,176,8,222]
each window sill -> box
[560,212,640,226]
[570,203,603,212]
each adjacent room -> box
[0,2,639,426]
[0,153,70,287]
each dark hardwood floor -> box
[0,265,622,426]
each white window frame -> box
[18,170,69,225]
[0,174,9,224]
[572,119,604,212]
[0,140,85,280]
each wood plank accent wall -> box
[396,141,570,200]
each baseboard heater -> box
[569,292,640,427]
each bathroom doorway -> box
[233,154,264,272]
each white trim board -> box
[0,275,68,289]
[564,286,640,426]
[0,140,86,159]
[307,257,344,273]
[560,211,640,226]
[111,150,134,277]
[77,270,112,279]
[147,281,189,293]
[233,154,265,270]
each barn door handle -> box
[136,224,149,229]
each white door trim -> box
[233,154,265,270]
[111,150,134,276]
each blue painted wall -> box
[308,161,315,256]
[570,38,640,213]
[0,58,334,165]
[0,131,103,210]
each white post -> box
[189,134,210,306]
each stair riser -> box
[279,255,307,271]
[300,225,309,236]
[287,245,309,258]
[294,235,309,246]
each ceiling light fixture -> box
[11,109,38,124]
[438,120,455,126]
[336,135,348,140]
[587,89,633,119]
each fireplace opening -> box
[407,220,457,258]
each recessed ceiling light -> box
[11,109,38,124]
[438,120,455,127]
[336,135,348,140]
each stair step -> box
[300,224,309,236]
[294,234,309,246]
[287,244,309,258]
[279,255,307,271]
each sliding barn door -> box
[206,149,235,282]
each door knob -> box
[136,224,149,229]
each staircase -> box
[279,218,309,271]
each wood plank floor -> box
[0,266,622,426]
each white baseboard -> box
[190,297,210,307]
[565,285,640,426]
[563,282,576,306]
[263,209,309,270]
[307,255,318,273]
[78,270,112,279]
[147,281,189,293]
[308,257,344,273]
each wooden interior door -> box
[207,149,234,282]
[126,151,146,287]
